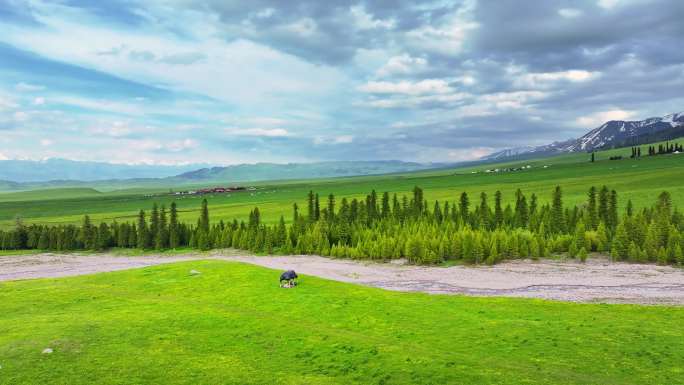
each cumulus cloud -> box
[350,5,395,30]
[359,79,452,95]
[0,0,683,163]
[558,8,583,18]
[226,128,290,137]
[15,82,45,92]
[575,109,637,127]
[376,54,428,77]
[514,70,600,89]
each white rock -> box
[189,270,201,275]
[42,348,53,354]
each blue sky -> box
[1,0,683,165]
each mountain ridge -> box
[0,160,454,192]
[484,111,684,160]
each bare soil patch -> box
[2,252,683,305]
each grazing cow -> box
[280,270,298,288]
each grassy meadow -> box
[1,142,683,230]
[1,260,683,385]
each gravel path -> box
[2,252,684,305]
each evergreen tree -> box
[307,191,315,222]
[169,202,179,249]
[459,192,470,224]
[381,192,390,218]
[136,210,148,249]
[327,194,336,222]
[479,192,490,229]
[494,190,504,228]
[551,186,564,234]
[199,199,210,232]
[598,186,609,225]
[608,190,618,231]
[587,186,598,230]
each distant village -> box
[171,186,255,196]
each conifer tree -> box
[307,191,315,222]
[459,192,470,224]
[598,186,609,225]
[587,186,598,230]
[381,192,390,218]
[137,210,148,249]
[169,202,179,249]
[608,190,618,231]
[434,201,443,223]
[150,204,159,243]
[551,186,564,234]
[199,199,210,233]
[494,190,503,228]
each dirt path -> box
[2,252,684,305]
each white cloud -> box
[334,135,353,144]
[404,3,478,57]
[359,79,452,95]
[226,128,290,137]
[598,0,620,9]
[13,111,29,121]
[128,138,198,152]
[350,5,395,30]
[575,109,637,127]
[480,91,548,109]
[365,92,470,109]
[40,139,53,146]
[0,152,8,160]
[313,135,354,145]
[3,11,345,109]
[558,8,583,18]
[377,54,428,77]
[282,18,317,37]
[90,121,135,137]
[15,82,46,92]
[255,8,275,19]
[33,97,46,105]
[0,96,18,110]
[515,70,600,89]
[447,147,494,161]
[166,139,198,152]
[245,117,287,126]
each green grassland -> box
[0,142,682,230]
[1,260,682,385]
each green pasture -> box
[0,142,682,230]
[0,260,682,385]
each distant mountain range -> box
[0,160,452,192]
[484,111,684,161]
[0,159,211,183]
[176,161,450,183]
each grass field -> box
[0,260,682,385]
[1,142,683,230]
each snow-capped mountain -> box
[482,111,684,160]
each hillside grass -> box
[1,142,683,230]
[0,260,682,385]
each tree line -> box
[631,141,683,158]
[1,186,683,266]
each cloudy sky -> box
[1,0,683,165]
